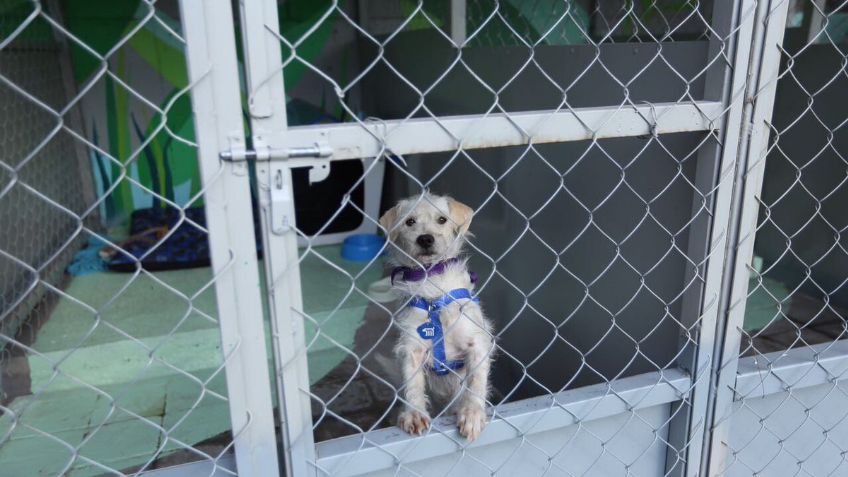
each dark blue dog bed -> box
[105,206,262,272]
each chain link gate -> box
[238,1,759,476]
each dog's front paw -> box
[398,410,431,436]
[457,404,487,442]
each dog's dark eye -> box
[405,218,416,226]
[437,216,448,225]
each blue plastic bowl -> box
[341,234,385,262]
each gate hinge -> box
[219,143,332,162]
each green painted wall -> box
[62,1,197,226]
[61,0,340,228]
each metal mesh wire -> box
[260,0,758,475]
[716,0,848,475]
[355,1,712,49]
[6,0,847,475]
[0,28,89,366]
[587,0,714,42]
[0,1,241,475]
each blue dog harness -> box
[409,288,480,376]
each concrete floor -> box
[0,245,383,476]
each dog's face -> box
[379,193,473,266]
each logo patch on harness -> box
[417,323,436,339]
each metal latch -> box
[220,142,332,184]
[219,143,332,162]
[220,141,334,235]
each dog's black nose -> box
[416,234,435,248]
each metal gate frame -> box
[180,1,282,476]
[232,1,762,476]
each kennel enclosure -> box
[2,0,848,476]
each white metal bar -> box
[703,1,792,474]
[237,0,317,476]
[180,1,281,475]
[315,369,691,477]
[450,0,467,45]
[736,341,848,398]
[284,101,723,161]
[663,1,759,476]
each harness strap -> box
[391,258,477,286]
[409,288,479,376]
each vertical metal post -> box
[702,0,791,474]
[451,0,467,45]
[180,1,281,475]
[238,0,317,476]
[664,1,759,475]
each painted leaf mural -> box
[66,0,336,226]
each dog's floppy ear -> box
[379,203,402,239]
[447,197,474,236]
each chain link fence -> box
[3,0,848,476]
[0,1,260,475]
[0,6,92,389]
[711,0,848,475]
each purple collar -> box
[391,258,477,285]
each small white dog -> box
[379,192,495,442]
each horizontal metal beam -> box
[139,453,236,476]
[285,101,723,161]
[315,369,691,476]
[735,340,848,399]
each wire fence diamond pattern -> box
[3,0,847,476]
[713,1,848,475]
[250,1,757,476]
[0,1,248,475]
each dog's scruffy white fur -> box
[380,192,495,442]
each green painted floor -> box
[0,245,383,476]
[743,275,791,333]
